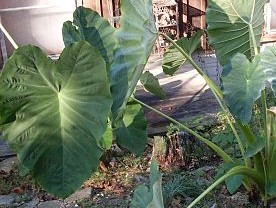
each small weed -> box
[163,168,215,207]
[0,169,34,195]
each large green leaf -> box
[140,71,166,99]
[162,30,204,75]
[62,2,157,155]
[114,101,147,155]
[131,159,164,208]
[222,53,266,123]
[259,46,276,95]
[206,0,266,65]
[110,0,158,119]
[62,6,116,68]
[0,42,112,198]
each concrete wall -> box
[0,0,76,55]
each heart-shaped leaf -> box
[162,30,204,75]
[62,2,157,156]
[62,7,116,68]
[0,42,112,198]
[259,46,276,95]
[111,0,158,119]
[114,100,147,155]
[140,71,166,99]
[222,53,266,123]
[206,0,266,65]
[63,3,158,120]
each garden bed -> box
[0,119,268,207]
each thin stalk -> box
[214,91,252,191]
[132,97,233,163]
[261,91,268,203]
[187,166,265,208]
[261,151,268,206]
[249,25,259,57]
[213,93,246,159]
[160,32,223,100]
[249,24,267,136]
[262,90,268,139]
[250,24,268,201]
[248,22,267,137]
[237,121,265,176]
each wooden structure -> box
[153,0,179,54]
[79,0,207,37]
[76,0,115,20]
[262,1,276,44]
[178,0,207,38]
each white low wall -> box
[0,0,76,55]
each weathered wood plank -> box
[76,0,115,20]
[113,0,120,16]
[77,0,102,14]
[0,140,14,158]
[112,0,120,27]
[101,0,113,19]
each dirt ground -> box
[0,141,269,208]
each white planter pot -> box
[0,0,75,55]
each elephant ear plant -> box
[135,0,276,207]
[0,42,113,197]
[0,0,158,198]
[1,0,275,205]
[134,0,276,207]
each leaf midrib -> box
[55,45,82,188]
[228,0,255,25]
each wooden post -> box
[201,0,207,50]
[77,0,102,15]
[200,0,206,30]
[186,0,191,38]
[112,0,120,27]
[178,0,184,38]
[113,0,120,17]
[101,0,113,20]
[76,0,114,20]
